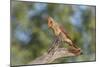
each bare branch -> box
[29,35,82,64]
[29,48,82,64]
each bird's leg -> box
[50,40,60,55]
[47,34,62,56]
[48,33,64,54]
[47,36,60,53]
[51,36,61,54]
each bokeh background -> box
[11,1,96,66]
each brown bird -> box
[47,16,81,52]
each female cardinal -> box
[47,16,81,52]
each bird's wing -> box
[59,26,72,39]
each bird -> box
[47,16,81,52]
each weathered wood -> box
[29,48,82,64]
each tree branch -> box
[29,48,82,64]
[29,34,82,64]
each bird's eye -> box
[48,20,53,27]
[48,17,52,23]
[49,20,52,24]
[48,16,53,27]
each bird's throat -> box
[51,25,61,36]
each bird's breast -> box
[60,32,72,44]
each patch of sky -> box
[14,25,31,45]
[70,5,87,27]
[27,3,47,19]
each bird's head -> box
[47,16,55,28]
